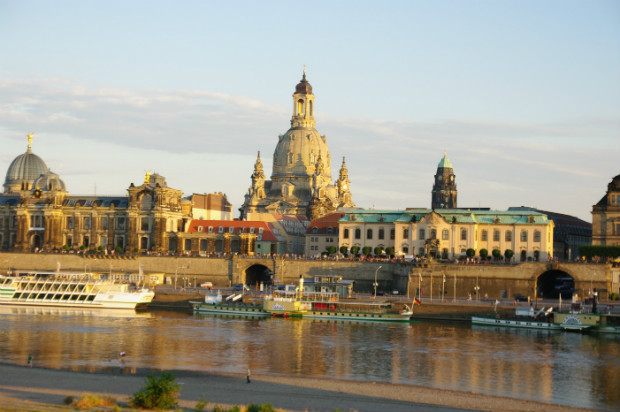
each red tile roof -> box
[187,220,279,242]
[306,212,344,235]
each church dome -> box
[272,128,331,178]
[295,73,313,94]
[32,170,66,192]
[4,148,48,193]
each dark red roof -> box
[188,220,278,241]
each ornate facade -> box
[0,138,188,253]
[592,174,620,246]
[431,151,457,209]
[239,71,355,221]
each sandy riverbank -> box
[0,363,596,412]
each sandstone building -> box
[0,137,187,253]
[338,209,554,261]
[592,174,620,246]
[239,71,355,221]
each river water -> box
[0,306,618,411]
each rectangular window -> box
[344,228,350,239]
[403,229,409,238]
[84,216,91,230]
[116,217,125,230]
[141,218,149,231]
[505,231,512,242]
[419,229,425,240]
[442,229,449,240]
[390,229,395,240]
[461,229,467,241]
[521,230,528,242]
[66,216,74,229]
[184,239,192,251]
[534,231,541,242]
[219,226,224,233]
[378,228,384,240]
[493,230,500,241]
[355,229,361,239]
[101,217,109,230]
[481,230,488,241]
[367,229,373,239]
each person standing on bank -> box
[247,367,251,383]
[27,354,32,368]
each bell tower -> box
[431,151,457,209]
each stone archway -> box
[30,233,42,251]
[537,269,574,299]
[244,264,273,290]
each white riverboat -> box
[0,270,154,310]
[471,307,561,331]
[191,291,270,316]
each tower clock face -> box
[34,189,42,198]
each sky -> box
[0,0,618,222]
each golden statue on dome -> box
[27,132,35,150]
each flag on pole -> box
[413,297,422,306]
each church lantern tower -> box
[431,151,457,209]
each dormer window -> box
[312,227,319,234]
[218,226,224,233]
[259,227,264,234]
[208,226,213,233]
[229,227,234,233]
[197,226,203,233]
[250,227,255,234]
[239,227,244,233]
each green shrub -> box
[362,246,372,256]
[610,293,619,301]
[339,246,348,255]
[247,403,275,412]
[129,371,180,410]
[350,246,360,256]
[479,249,488,260]
[195,396,208,411]
[63,395,74,405]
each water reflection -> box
[0,308,617,411]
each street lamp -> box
[374,265,382,298]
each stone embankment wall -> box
[0,253,612,301]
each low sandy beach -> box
[0,363,596,412]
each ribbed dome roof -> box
[32,170,66,192]
[295,73,313,94]
[4,148,49,192]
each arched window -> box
[355,229,361,239]
[297,99,304,115]
[378,228,384,239]
[430,229,437,239]
[367,229,373,239]
[343,229,349,239]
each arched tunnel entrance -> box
[244,264,273,290]
[537,270,575,299]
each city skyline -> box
[1,0,618,222]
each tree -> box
[374,246,384,256]
[479,248,488,260]
[326,245,337,255]
[385,247,395,257]
[362,246,372,257]
[466,248,475,258]
[130,371,180,410]
[579,245,620,260]
[350,246,360,256]
[492,249,502,261]
[504,249,514,262]
[339,246,348,256]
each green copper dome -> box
[437,151,453,169]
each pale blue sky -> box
[1,0,618,221]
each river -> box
[0,306,618,411]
